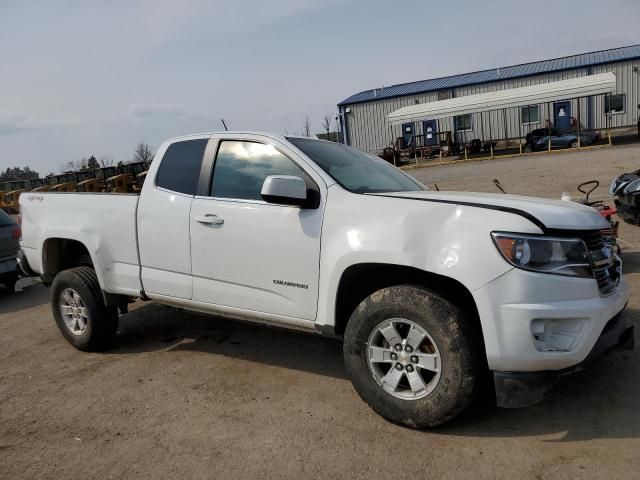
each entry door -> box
[554,101,571,130]
[138,137,210,299]
[401,123,415,148]
[189,139,324,321]
[422,120,438,146]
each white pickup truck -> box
[19,132,633,428]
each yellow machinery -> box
[106,162,148,193]
[135,171,148,192]
[47,173,76,192]
[28,178,50,192]
[1,180,29,214]
[105,172,132,193]
[63,170,93,192]
[76,166,116,192]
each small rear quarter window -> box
[155,139,208,195]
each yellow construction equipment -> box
[27,179,50,192]
[47,173,76,192]
[1,180,29,214]
[106,162,148,193]
[76,166,115,192]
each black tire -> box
[4,272,18,294]
[569,140,579,148]
[51,266,118,351]
[343,285,482,429]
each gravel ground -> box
[1,144,640,479]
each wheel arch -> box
[333,263,486,357]
[41,237,96,284]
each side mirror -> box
[261,175,308,207]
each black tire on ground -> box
[51,266,118,352]
[343,285,482,429]
[4,272,18,294]
[569,140,579,148]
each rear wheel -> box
[51,266,118,351]
[569,140,579,148]
[343,285,482,429]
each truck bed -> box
[19,192,142,296]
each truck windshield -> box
[287,137,426,194]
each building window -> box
[521,105,540,124]
[454,114,472,131]
[605,94,625,114]
[437,90,451,101]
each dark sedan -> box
[0,209,20,292]
[525,127,600,152]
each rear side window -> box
[155,139,208,195]
[210,141,306,201]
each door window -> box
[210,141,306,201]
[155,139,208,195]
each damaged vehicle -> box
[610,169,640,225]
[18,132,632,428]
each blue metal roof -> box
[338,44,640,106]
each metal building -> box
[337,44,640,154]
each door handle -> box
[195,214,224,225]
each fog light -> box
[531,318,586,352]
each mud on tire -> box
[51,266,119,351]
[343,285,482,429]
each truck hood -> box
[374,191,610,231]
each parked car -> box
[0,209,20,292]
[610,168,640,224]
[525,127,600,151]
[19,132,631,428]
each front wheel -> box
[343,285,482,428]
[51,266,119,351]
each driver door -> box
[189,137,325,321]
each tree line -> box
[2,119,342,183]
[0,142,155,182]
[296,114,341,142]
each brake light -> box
[12,226,21,240]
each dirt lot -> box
[2,145,640,479]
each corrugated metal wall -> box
[343,60,639,152]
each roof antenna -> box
[221,118,228,131]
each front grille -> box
[620,194,637,207]
[579,230,619,296]
[581,230,604,251]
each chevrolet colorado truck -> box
[19,132,632,428]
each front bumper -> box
[473,268,630,372]
[494,309,633,408]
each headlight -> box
[623,178,640,194]
[491,233,591,278]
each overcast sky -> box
[1,0,639,174]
